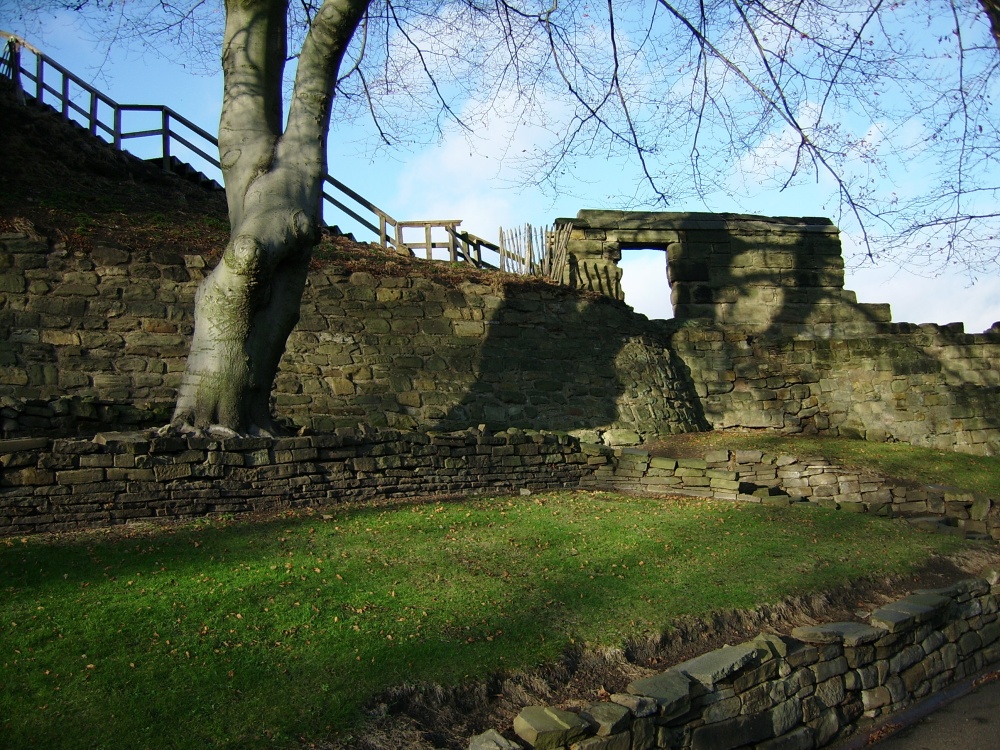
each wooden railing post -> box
[7,38,25,105]
[161,108,171,172]
[60,72,69,117]
[35,52,43,105]
[88,90,99,137]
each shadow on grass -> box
[0,493,975,749]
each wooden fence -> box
[499,223,572,280]
[0,32,512,270]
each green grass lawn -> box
[0,490,979,750]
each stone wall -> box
[482,573,1000,750]
[586,446,1000,540]
[0,427,602,535]
[0,233,199,432]
[5,428,997,540]
[559,211,890,331]
[0,233,705,440]
[671,322,1000,454]
[278,268,705,437]
[1,229,998,455]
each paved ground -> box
[843,674,1000,750]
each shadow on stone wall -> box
[437,281,708,440]
[659,223,1000,453]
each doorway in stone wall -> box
[618,247,673,319]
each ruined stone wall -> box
[0,233,705,440]
[278,268,705,438]
[587,446,1000,540]
[0,428,599,536]
[0,232,199,431]
[671,322,1000,455]
[561,211,890,331]
[1,229,997,455]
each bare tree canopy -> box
[9,0,999,271]
[335,0,999,274]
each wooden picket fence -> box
[498,223,572,281]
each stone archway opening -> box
[618,247,673,320]
[557,210,890,330]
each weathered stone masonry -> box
[589,446,1000,541]
[1,214,998,454]
[670,324,1000,454]
[0,428,597,535]
[3,432,996,540]
[561,211,890,330]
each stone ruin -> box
[0,209,998,455]
[560,210,889,332]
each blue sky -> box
[5,8,1000,331]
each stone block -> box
[631,717,655,750]
[675,642,770,687]
[869,608,917,634]
[153,464,193,482]
[55,468,104,485]
[513,706,590,750]
[468,729,522,750]
[792,622,886,647]
[648,456,677,470]
[571,733,629,750]
[1,467,54,486]
[804,652,844,682]
[0,437,49,454]
[626,670,690,718]
[676,458,708,469]
[690,713,774,750]
[702,695,741,723]
[609,694,657,718]
[755,725,814,750]
[579,703,631,737]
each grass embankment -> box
[1,489,978,750]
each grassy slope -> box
[0,491,979,749]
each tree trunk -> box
[170,191,314,436]
[169,0,370,436]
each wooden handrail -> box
[0,31,516,273]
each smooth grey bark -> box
[171,0,370,436]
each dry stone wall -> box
[587,446,1000,540]
[0,427,601,535]
[478,573,1000,750]
[671,322,1000,455]
[0,233,201,430]
[279,268,705,437]
[0,233,705,440]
